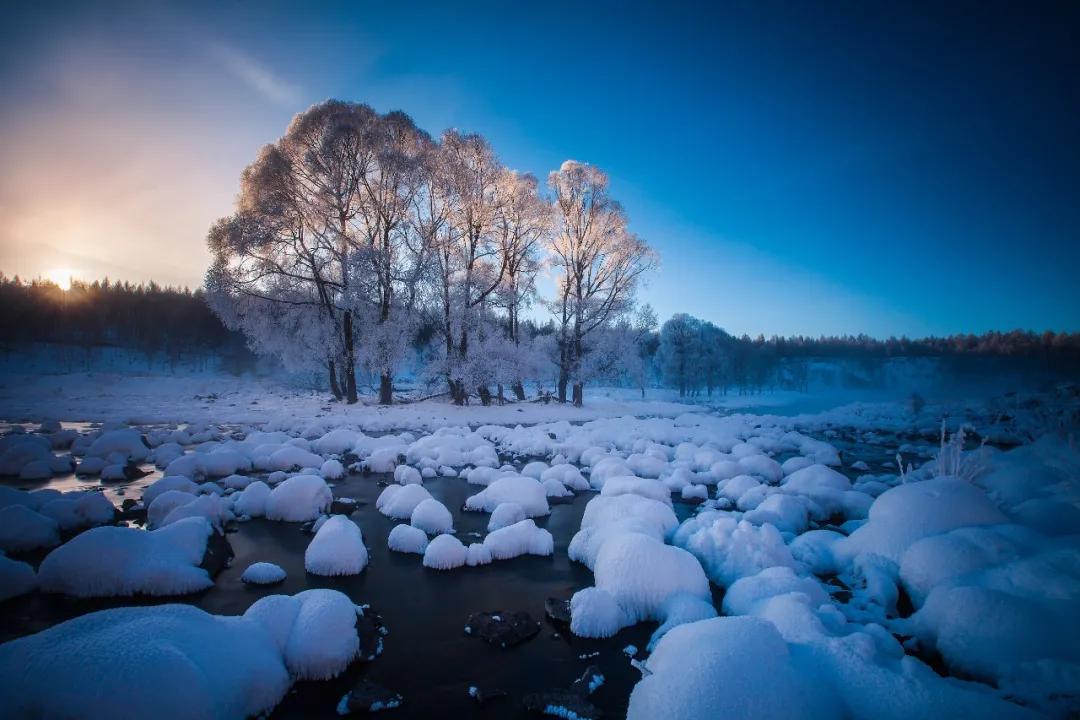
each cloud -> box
[208,43,301,106]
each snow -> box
[0,553,37,601]
[487,501,526,531]
[394,464,422,485]
[142,474,199,505]
[423,533,468,570]
[148,488,204,527]
[674,514,796,587]
[410,497,454,535]
[85,428,150,463]
[376,483,433,520]
[320,458,345,480]
[627,617,831,720]
[265,474,333,522]
[387,523,429,554]
[464,475,550,517]
[835,476,1009,565]
[569,587,629,638]
[234,479,272,518]
[600,475,672,506]
[305,515,368,576]
[241,561,287,585]
[158,493,233,531]
[0,504,60,552]
[38,517,217,597]
[482,519,553,560]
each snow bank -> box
[305,515,368,576]
[38,517,217,597]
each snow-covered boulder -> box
[483,519,553,560]
[265,475,333,522]
[38,517,220,597]
[410,498,454,535]
[388,524,429,554]
[241,562,287,585]
[394,465,422,485]
[142,475,199,505]
[674,514,796,588]
[0,504,61,552]
[600,476,672,506]
[0,553,37,601]
[488,502,526,531]
[464,476,549,517]
[569,587,630,638]
[376,483,433,520]
[423,534,468,570]
[234,480,272,518]
[305,515,368,576]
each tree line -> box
[206,100,656,406]
[0,275,254,372]
[655,313,1080,397]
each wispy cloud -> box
[209,43,301,106]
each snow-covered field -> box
[1,376,1078,719]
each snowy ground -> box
[1,375,1078,718]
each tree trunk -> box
[379,372,393,405]
[343,310,358,404]
[328,359,342,400]
[450,379,466,406]
[512,381,526,401]
[478,385,492,406]
[557,372,568,404]
[572,382,583,407]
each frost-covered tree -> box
[547,161,657,406]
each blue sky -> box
[1,0,1077,337]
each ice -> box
[410,497,454,535]
[265,474,333,522]
[305,515,368,576]
[482,519,553,560]
[387,523,429,554]
[423,534,468,570]
[0,553,37,601]
[241,561,287,585]
[376,483,433,520]
[0,504,60,552]
[38,517,217,597]
[464,475,550,517]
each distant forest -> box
[0,275,1077,392]
[0,275,255,373]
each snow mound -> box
[305,515,368,576]
[376,483,433,520]
[38,517,217,597]
[394,465,422,485]
[265,475,333,522]
[142,475,199,505]
[387,524,429,554]
[569,587,630,638]
[234,480,272,518]
[464,476,549,517]
[0,553,37,601]
[488,502,526,531]
[600,476,672,506]
[241,562,287,585]
[483,519,553,560]
[0,504,61,552]
[674,514,796,587]
[423,534,468,570]
[410,498,454,535]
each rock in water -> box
[464,611,541,649]
[545,597,572,625]
[337,679,403,714]
[570,665,605,697]
[356,606,388,662]
[523,689,600,719]
[199,530,234,578]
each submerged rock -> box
[464,611,541,649]
[337,679,403,714]
[570,665,605,697]
[467,685,508,705]
[522,689,600,719]
[198,530,234,578]
[545,597,572,625]
[356,606,388,662]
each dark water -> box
[1,470,712,718]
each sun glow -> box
[46,268,76,291]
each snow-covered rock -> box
[376,483,433,520]
[488,502,526,531]
[388,524,429,554]
[265,475,333,522]
[0,553,37,601]
[423,534,468,570]
[464,476,549,517]
[305,515,368,576]
[410,498,454,535]
[0,504,61,552]
[241,561,287,585]
[483,519,553,560]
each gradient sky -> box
[1,0,1078,337]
